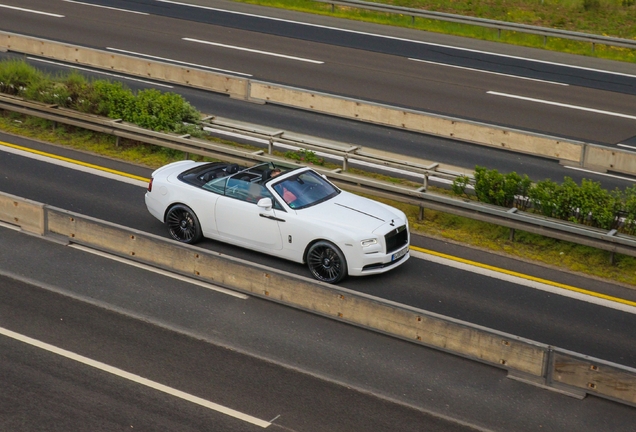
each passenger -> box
[270,169,297,204]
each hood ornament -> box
[390,219,395,226]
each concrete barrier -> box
[249,82,585,164]
[1,190,635,407]
[44,204,548,377]
[0,32,249,99]
[583,144,636,175]
[551,350,636,406]
[0,192,44,235]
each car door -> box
[215,178,284,251]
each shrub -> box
[0,60,46,96]
[472,166,531,208]
[92,80,136,119]
[130,88,200,132]
[451,175,471,198]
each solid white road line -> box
[410,249,636,314]
[107,47,253,77]
[488,91,636,120]
[0,326,271,428]
[69,244,249,299]
[0,3,64,17]
[618,143,636,151]
[183,38,324,64]
[409,58,568,86]
[62,0,149,15]
[563,166,636,182]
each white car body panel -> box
[145,161,410,281]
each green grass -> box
[3,111,636,287]
[235,0,636,62]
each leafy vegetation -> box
[0,60,201,136]
[284,149,325,165]
[452,166,636,234]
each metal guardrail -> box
[315,0,636,51]
[201,115,455,190]
[3,94,636,261]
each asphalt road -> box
[1,2,636,428]
[1,224,635,431]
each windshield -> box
[272,170,339,209]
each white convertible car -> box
[145,161,410,283]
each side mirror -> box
[257,197,273,210]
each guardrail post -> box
[507,208,518,241]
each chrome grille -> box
[385,225,408,254]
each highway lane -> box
[1,224,635,431]
[1,0,636,145]
[2,135,636,369]
[0,273,471,432]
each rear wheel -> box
[307,241,347,284]
[166,204,202,244]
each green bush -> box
[464,167,628,231]
[130,88,200,132]
[472,166,531,208]
[92,80,136,119]
[451,174,471,198]
[0,60,202,135]
[0,60,46,96]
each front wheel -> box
[306,241,347,284]
[165,204,203,244]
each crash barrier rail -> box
[201,115,457,189]
[3,94,636,261]
[0,191,634,408]
[314,0,636,51]
[3,31,636,177]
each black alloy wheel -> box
[166,204,203,244]
[307,241,347,284]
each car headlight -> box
[360,238,378,247]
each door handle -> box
[259,213,285,222]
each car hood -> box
[298,191,404,233]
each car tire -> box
[166,204,203,244]
[306,241,348,284]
